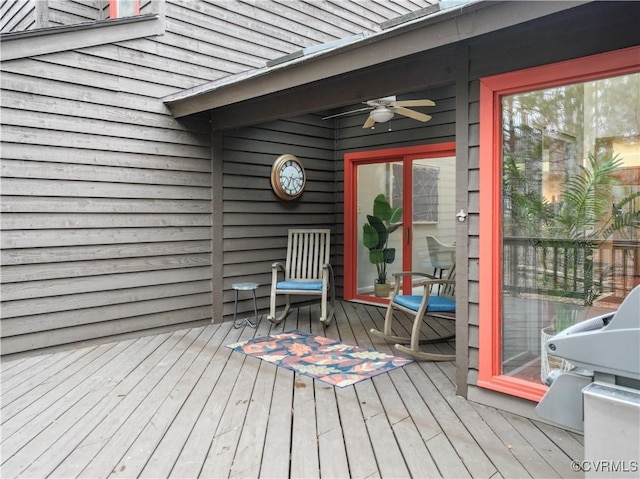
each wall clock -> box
[270,154,306,200]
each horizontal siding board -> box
[0,58,176,98]
[2,266,212,302]
[0,143,211,172]
[0,307,212,355]
[2,160,211,186]
[1,293,213,336]
[1,240,211,266]
[223,213,335,227]
[56,48,207,89]
[0,71,172,116]
[222,135,335,158]
[2,109,209,146]
[1,126,210,158]
[223,201,333,215]
[1,253,211,283]
[115,37,241,78]
[47,0,101,24]
[224,249,285,265]
[1,197,210,214]
[165,16,268,70]
[0,89,210,134]
[1,179,211,200]
[2,213,210,230]
[1,227,212,249]
[222,237,284,252]
[78,42,230,82]
[170,0,326,50]
[167,5,286,57]
[1,280,211,319]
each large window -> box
[478,47,639,401]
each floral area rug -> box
[227,330,412,387]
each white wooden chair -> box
[268,229,335,325]
[426,235,455,278]
[370,264,456,361]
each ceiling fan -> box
[323,96,435,128]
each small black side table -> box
[232,282,260,328]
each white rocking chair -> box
[267,229,336,325]
[371,264,456,361]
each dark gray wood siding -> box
[1,0,435,355]
[218,115,337,320]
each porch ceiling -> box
[163,0,586,129]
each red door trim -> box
[478,46,640,402]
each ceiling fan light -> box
[370,107,394,123]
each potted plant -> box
[505,151,639,327]
[363,193,403,297]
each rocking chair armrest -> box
[271,262,286,284]
[271,262,285,271]
[321,262,335,283]
[390,271,437,294]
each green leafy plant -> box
[363,194,403,285]
[505,152,639,324]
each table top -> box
[232,282,259,291]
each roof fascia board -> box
[165,0,586,118]
[0,13,164,61]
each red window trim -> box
[109,0,140,19]
[478,46,640,402]
[344,142,456,304]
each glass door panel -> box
[411,157,457,285]
[356,162,404,299]
[500,71,640,385]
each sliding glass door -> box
[344,143,456,303]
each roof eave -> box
[164,0,587,119]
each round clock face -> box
[271,154,306,200]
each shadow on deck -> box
[0,300,583,478]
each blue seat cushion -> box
[276,280,323,291]
[393,295,455,313]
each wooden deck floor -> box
[1,300,584,478]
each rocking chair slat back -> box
[285,229,331,281]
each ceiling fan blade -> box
[322,106,372,120]
[362,115,376,129]
[393,106,432,122]
[393,99,435,107]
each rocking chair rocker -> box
[371,265,456,361]
[267,229,335,325]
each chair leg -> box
[319,266,336,326]
[394,344,455,361]
[267,293,291,324]
[370,303,412,343]
[394,310,455,361]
